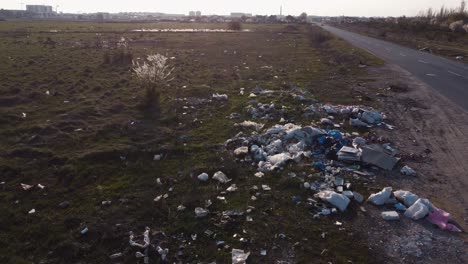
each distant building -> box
[189,11,201,17]
[230,12,252,18]
[26,5,54,18]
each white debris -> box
[28,208,36,214]
[153,154,162,161]
[394,190,419,207]
[315,191,351,212]
[212,93,228,100]
[197,173,209,182]
[226,184,238,192]
[367,187,392,205]
[232,249,250,264]
[400,165,416,176]
[404,199,430,220]
[382,211,400,221]
[21,183,34,191]
[261,185,271,191]
[254,172,264,178]
[234,146,249,157]
[195,207,209,218]
[236,121,264,131]
[213,171,231,183]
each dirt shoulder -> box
[355,63,468,263]
[333,22,468,64]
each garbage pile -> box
[226,122,400,173]
[305,104,394,130]
[368,187,462,232]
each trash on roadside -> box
[213,171,231,183]
[37,184,45,189]
[197,173,209,182]
[261,185,271,191]
[404,198,431,220]
[394,203,407,211]
[234,147,249,157]
[153,154,162,161]
[337,146,361,162]
[400,165,416,176]
[361,145,399,170]
[455,56,463,60]
[212,93,228,101]
[232,249,250,264]
[426,207,462,232]
[195,207,209,218]
[235,121,264,131]
[21,183,34,191]
[353,192,364,203]
[81,227,89,235]
[28,208,36,214]
[367,187,392,205]
[226,184,238,192]
[394,190,419,207]
[109,252,123,259]
[381,211,400,221]
[315,191,350,212]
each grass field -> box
[0,21,382,263]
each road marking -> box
[426,73,436,77]
[418,60,429,64]
[448,70,462,77]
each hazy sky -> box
[1,0,464,17]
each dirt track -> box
[360,63,468,263]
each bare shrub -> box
[132,54,174,112]
[449,20,465,32]
[227,21,242,31]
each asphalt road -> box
[321,25,468,111]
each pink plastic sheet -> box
[426,207,462,232]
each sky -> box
[0,0,464,17]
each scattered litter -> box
[234,147,249,157]
[427,207,462,232]
[226,184,238,192]
[382,211,400,221]
[455,56,464,60]
[109,252,123,259]
[153,154,162,161]
[400,165,416,176]
[177,205,186,211]
[37,184,45,189]
[81,227,89,235]
[235,121,264,131]
[195,207,209,218]
[335,221,343,226]
[337,146,361,162]
[212,93,228,101]
[260,249,267,256]
[254,172,264,178]
[213,171,231,183]
[21,183,34,191]
[404,199,430,220]
[197,173,209,182]
[262,185,271,191]
[315,191,350,212]
[28,208,36,214]
[394,190,419,207]
[368,187,392,205]
[232,249,250,264]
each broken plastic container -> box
[393,190,419,207]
